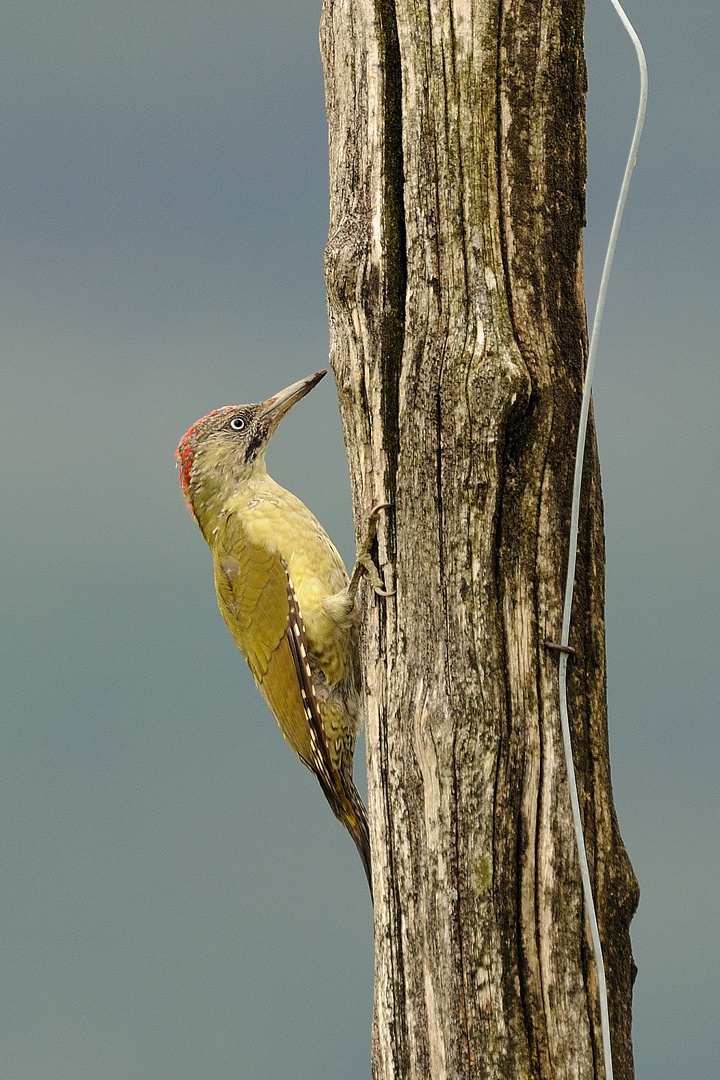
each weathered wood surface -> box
[320,2,639,1077]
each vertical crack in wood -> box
[378,661,409,1077]
[494,0,518,344]
[373,4,408,1072]
[451,737,473,1074]
[375,0,406,511]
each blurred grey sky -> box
[1,2,717,1078]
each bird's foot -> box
[348,503,394,598]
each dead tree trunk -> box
[320,1,639,1077]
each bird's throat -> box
[189,452,268,542]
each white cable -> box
[556,4,647,1079]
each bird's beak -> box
[259,370,327,434]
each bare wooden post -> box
[320,1,639,1077]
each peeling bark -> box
[320,1,639,1077]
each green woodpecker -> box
[176,370,384,892]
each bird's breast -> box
[226,485,355,684]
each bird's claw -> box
[348,503,394,597]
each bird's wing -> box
[213,511,371,888]
[212,511,333,781]
[212,512,288,679]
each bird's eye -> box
[229,417,246,432]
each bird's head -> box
[176,369,326,532]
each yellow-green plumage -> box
[213,482,357,765]
[176,371,371,890]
